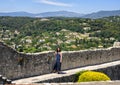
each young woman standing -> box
[52,47,62,74]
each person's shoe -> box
[57,71,66,74]
[51,70,56,73]
[57,71,61,74]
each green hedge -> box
[77,71,110,82]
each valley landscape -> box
[0,11,120,53]
[0,0,120,84]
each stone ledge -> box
[13,60,120,84]
[6,81,120,85]
[79,81,120,85]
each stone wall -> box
[96,65,120,80]
[38,64,120,83]
[39,65,120,83]
[113,42,120,47]
[0,42,120,80]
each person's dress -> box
[53,53,61,71]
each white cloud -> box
[35,0,72,7]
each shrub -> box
[74,70,88,82]
[77,71,111,82]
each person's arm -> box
[54,52,56,57]
[60,52,62,63]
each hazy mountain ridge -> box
[83,10,120,18]
[0,11,34,17]
[0,10,120,18]
[36,11,84,17]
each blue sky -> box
[0,0,120,14]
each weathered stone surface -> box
[113,42,120,47]
[13,60,120,84]
[0,42,120,80]
[5,81,120,85]
[78,81,120,85]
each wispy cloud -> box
[35,0,72,7]
[9,0,16,2]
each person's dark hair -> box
[56,47,61,52]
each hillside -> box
[0,16,120,53]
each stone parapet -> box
[0,42,120,80]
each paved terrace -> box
[13,60,120,84]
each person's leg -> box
[56,62,59,72]
[52,62,57,73]
[59,62,61,71]
[57,62,61,73]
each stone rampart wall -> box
[0,42,120,80]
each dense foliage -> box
[77,71,110,82]
[0,16,120,53]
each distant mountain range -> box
[0,11,84,17]
[83,10,120,19]
[0,10,120,18]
